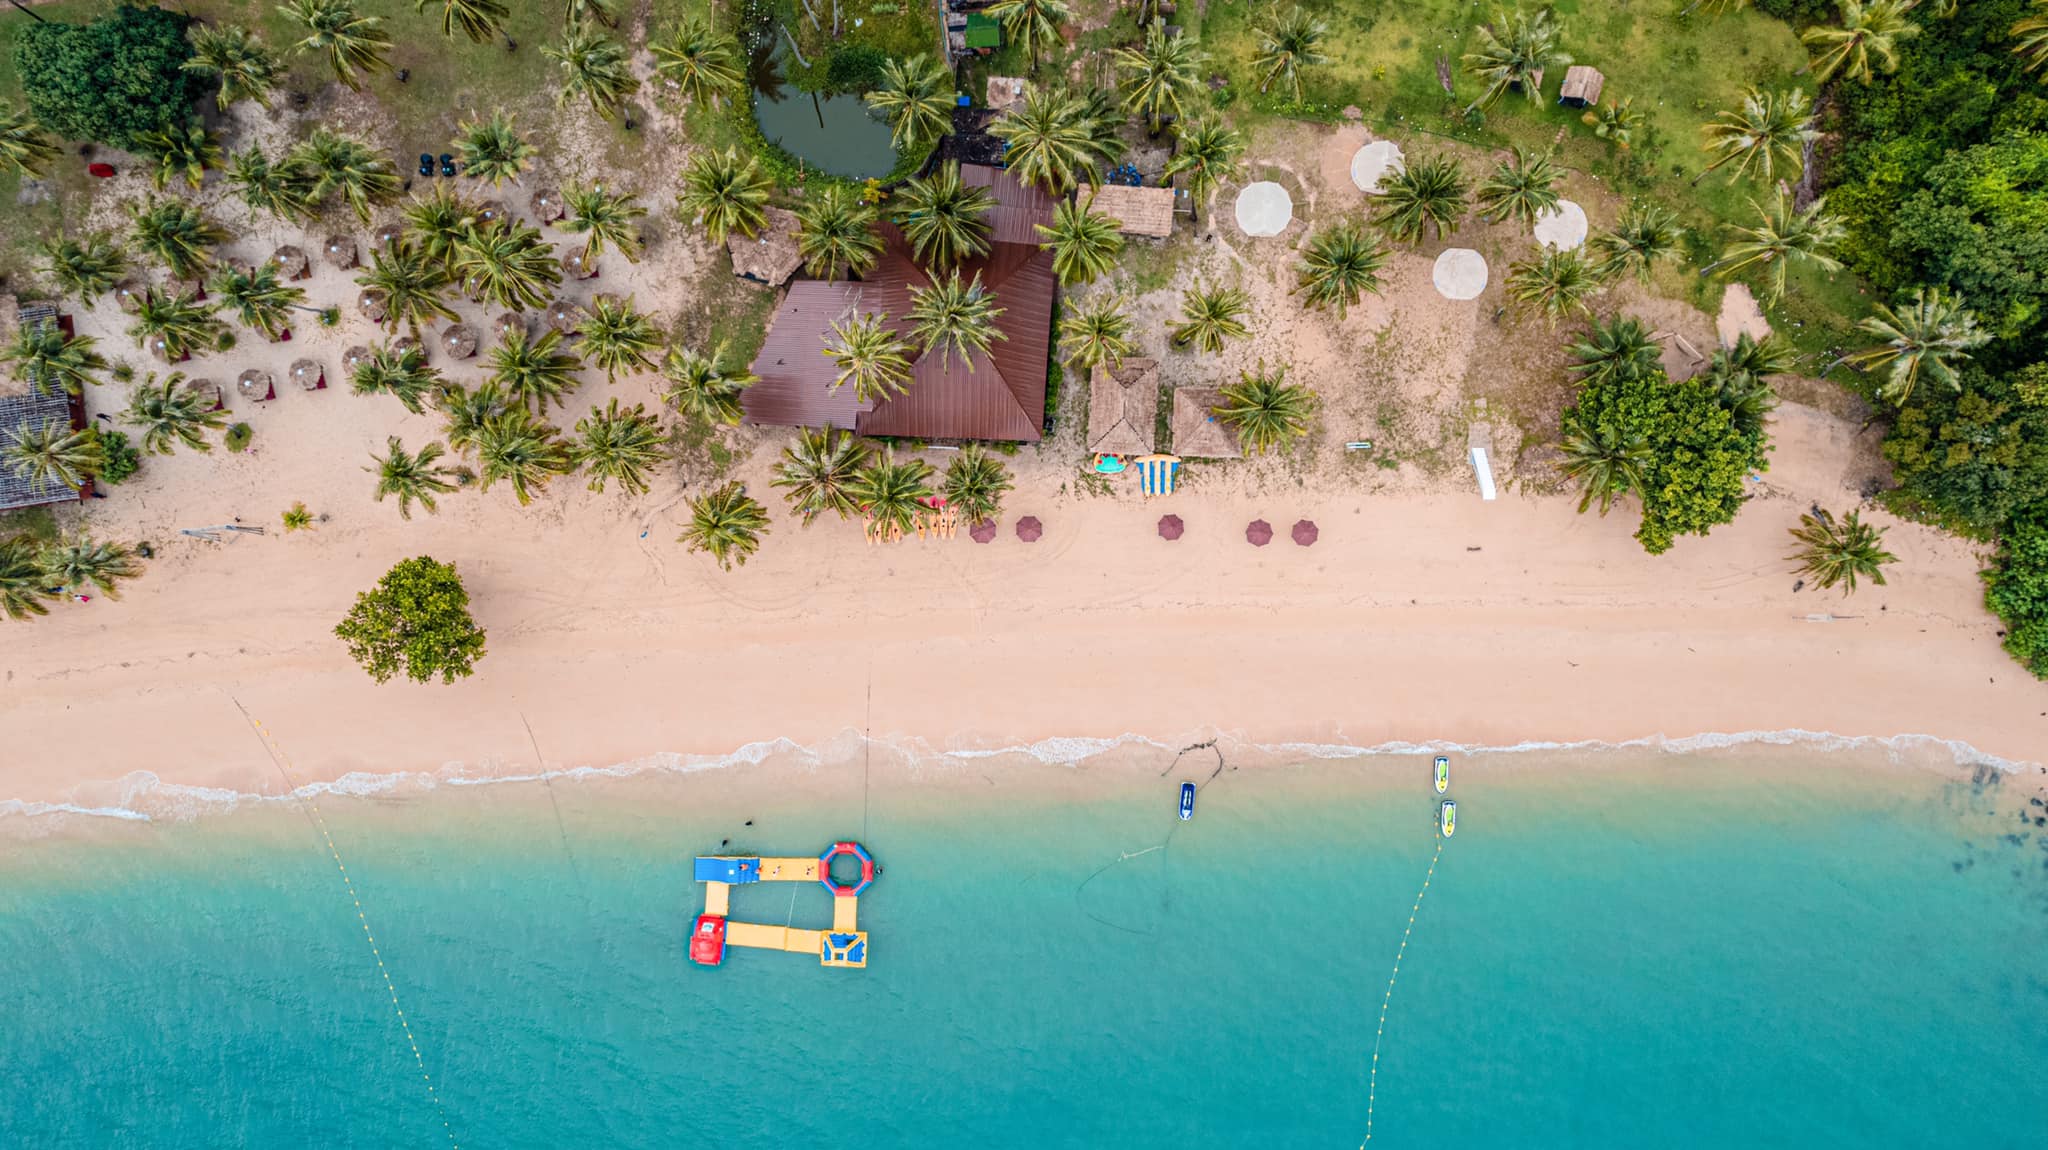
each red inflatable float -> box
[817,841,875,897]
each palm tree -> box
[1697,87,1816,185]
[943,446,1014,525]
[1215,364,1317,455]
[417,0,511,46]
[0,102,58,178]
[226,148,315,222]
[1802,0,1920,85]
[1558,413,1651,515]
[896,162,995,270]
[1375,153,1470,244]
[1569,315,1662,386]
[1475,146,1562,229]
[4,420,102,491]
[987,0,1071,72]
[773,425,871,525]
[357,241,459,333]
[544,27,639,119]
[3,323,106,396]
[652,16,746,108]
[565,0,621,28]
[1114,18,1206,133]
[211,262,311,341]
[824,312,915,403]
[848,450,936,539]
[680,481,772,570]
[909,271,1006,370]
[475,408,574,506]
[1059,295,1137,371]
[367,436,459,518]
[1506,248,1599,325]
[1170,283,1252,352]
[1583,95,1644,152]
[2017,1,2048,74]
[562,183,647,263]
[128,291,224,362]
[489,329,584,414]
[351,341,444,413]
[572,399,667,495]
[291,129,401,224]
[1076,88,1129,169]
[1589,202,1684,283]
[123,373,227,455]
[796,185,882,282]
[438,383,512,453]
[452,219,563,309]
[576,295,662,382]
[1708,345,1780,438]
[38,535,143,598]
[991,88,1099,195]
[129,197,227,281]
[282,502,315,532]
[281,0,393,90]
[1845,287,1989,405]
[139,121,223,192]
[1295,219,1389,316]
[1787,508,1896,593]
[679,147,771,245]
[183,24,284,108]
[1463,5,1571,113]
[453,110,535,186]
[402,184,481,270]
[661,343,756,426]
[1708,190,1845,306]
[1036,198,1125,286]
[1162,118,1245,223]
[1,536,55,621]
[864,54,954,148]
[40,233,128,303]
[1253,6,1329,101]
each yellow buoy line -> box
[233,701,461,1149]
[1360,836,1445,1147]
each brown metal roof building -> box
[1171,386,1242,459]
[744,165,1059,442]
[1086,358,1159,456]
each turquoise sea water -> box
[3,746,2046,1148]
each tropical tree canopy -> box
[183,24,285,109]
[908,271,1007,370]
[12,4,199,150]
[680,481,772,570]
[1214,364,1318,455]
[1169,284,1252,353]
[796,185,883,282]
[825,312,915,404]
[333,555,488,684]
[898,162,997,271]
[1698,87,1816,185]
[1801,0,1921,85]
[543,26,640,119]
[1474,146,1563,229]
[679,148,771,245]
[1036,198,1125,286]
[1058,295,1137,372]
[1846,287,1990,406]
[1463,5,1570,113]
[773,425,872,525]
[661,343,757,426]
[1787,509,1896,594]
[1113,18,1207,131]
[986,0,1073,72]
[1294,220,1388,316]
[280,0,394,91]
[367,436,459,519]
[864,54,955,148]
[1374,153,1471,244]
[453,110,536,186]
[572,399,668,495]
[653,17,746,108]
[942,446,1014,525]
[1253,7,1330,101]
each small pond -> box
[746,22,900,179]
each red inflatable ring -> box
[818,841,875,897]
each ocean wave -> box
[2,728,2033,825]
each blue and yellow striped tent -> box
[1134,454,1181,497]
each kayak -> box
[1178,781,1196,821]
[1433,756,1450,795]
[1440,799,1457,838]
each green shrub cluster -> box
[12,5,199,150]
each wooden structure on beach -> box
[1559,66,1604,108]
[728,206,803,286]
[1170,386,1241,459]
[1087,185,1176,238]
[0,302,90,512]
[1087,357,1160,457]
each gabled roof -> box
[960,162,1061,245]
[1086,358,1159,456]
[1171,387,1241,459]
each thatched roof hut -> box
[1170,386,1240,459]
[357,288,388,323]
[144,334,175,364]
[441,322,479,359]
[183,377,224,412]
[373,223,404,247]
[544,299,586,333]
[323,234,357,269]
[475,200,509,227]
[985,75,1032,114]
[727,206,802,285]
[392,335,426,362]
[168,276,207,302]
[112,281,145,313]
[1086,185,1175,239]
[290,358,325,391]
[271,245,310,280]
[237,368,275,401]
[561,250,598,280]
[495,312,527,342]
[529,189,565,224]
[1086,357,1159,457]
[342,345,375,375]
[1559,66,1604,108]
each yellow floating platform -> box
[691,847,872,969]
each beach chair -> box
[1135,454,1182,497]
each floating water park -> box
[689,842,876,969]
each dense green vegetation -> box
[332,555,488,684]
[11,4,197,150]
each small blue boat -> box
[1178,782,1196,821]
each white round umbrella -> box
[1234,182,1294,237]
[1349,140,1406,194]
[1432,248,1489,301]
[1533,200,1589,251]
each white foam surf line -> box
[3,728,2034,824]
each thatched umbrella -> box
[1291,519,1319,547]
[1157,514,1184,541]
[969,520,999,544]
[529,189,564,224]
[342,345,375,374]
[237,368,275,401]
[169,276,207,302]
[323,233,358,269]
[144,334,175,364]
[357,288,388,324]
[222,258,255,280]
[561,250,598,280]
[183,377,224,412]
[271,244,310,281]
[1016,516,1043,542]
[475,200,509,226]
[1245,519,1273,547]
[494,311,527,342]
[112,281,146,314]
[290,358,325,391]
[373,222,404,248]
[544,299,586,333]
[441,322,479,359]
[392,335,427,363]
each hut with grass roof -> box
[1087,185,1176,239]
[1086,358,1159,457]
[323,234,357,269]
[1559,66,1604,108]
[529,189,565,224]
[0,302,89,511]
[1171,386,1241,459]
[728,206,803,286]
[270,245,309,281]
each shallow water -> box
[2,747,2045,1148]
[746,23,898,179]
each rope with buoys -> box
[233,700,461,1149]
[1361,837,1444,1146]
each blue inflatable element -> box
[693,857,762,884]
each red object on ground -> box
[1157,514,1184,541]
[1246,519,1273,546]
[968,520,998,543]
[1016,516,1043,542]
[1291,520,1319,546]
[87,163,116,179]
[689,914,727,966]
